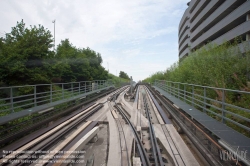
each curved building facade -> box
[178,0,250,59]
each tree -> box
[0,20,54,85]
[0,20,109,86]
[119,71,130,79]
[55,39,108,82]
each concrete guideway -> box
[154,124,199,166]
[153,85,250,164]
[141,85,199,166]
[144,86,165,124]
[106,111,121,166]
[1,84,205,166]
[107,84,200,166]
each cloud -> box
[0,0,189,81]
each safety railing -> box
[0,80,113,116]
[154,80,250,133]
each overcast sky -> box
[0,0,189,82]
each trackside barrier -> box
[0,80,113,116]
[154,80,250,132]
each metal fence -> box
[0,80,113,115]
[154,80,250,133]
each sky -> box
[0,0,189,82]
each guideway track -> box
[114,104,151,166]
[0,103,103,166]
[142,94,164,166]
[109,101,130,166]
[0,87,116,146]
[147,84,235,166]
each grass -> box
[108,73,130,87]
[143,40,250,137]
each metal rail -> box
[144,86,171,124]
[0,88,115,144]
[148,85,228,166]
[114,105,150,166]
[109,86,129,102]
[109,102,130,166]
[108,86,135,166]
[154,80,250,132]
[0,104,103,165]
[0,80,113,115]
[145,85,187,165]
[47,121,98,166]
[142,94,164,166]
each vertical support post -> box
[203,87,206,113]
[192,85,194,107]
[34,85,37,107]
[166,82,168,93]
[50,84,52,103]
[71,83,73,96]
[169,82,170,95]
[170,83,172,96]
[85,82,86,93]
[184,84,186,102]
[222,89,225,123]
[166,82,170,93]
[10,87,14,112]
[168,82,170,93]
[62,84,64,99]
[79,82,80,94]
[178,83,180,99]
[163,81,165,91]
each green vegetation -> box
[143,41,250,136]
[0,20,127,117]
[108,73,129,87]
[0,20,109,86]
[119,71,130,80]
[0,20,130,141]
[144,41,250,90]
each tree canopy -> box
[0,20,54,85]
[0,20,108,86]
[119,71,130,80]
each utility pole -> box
[52,20,56,51]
